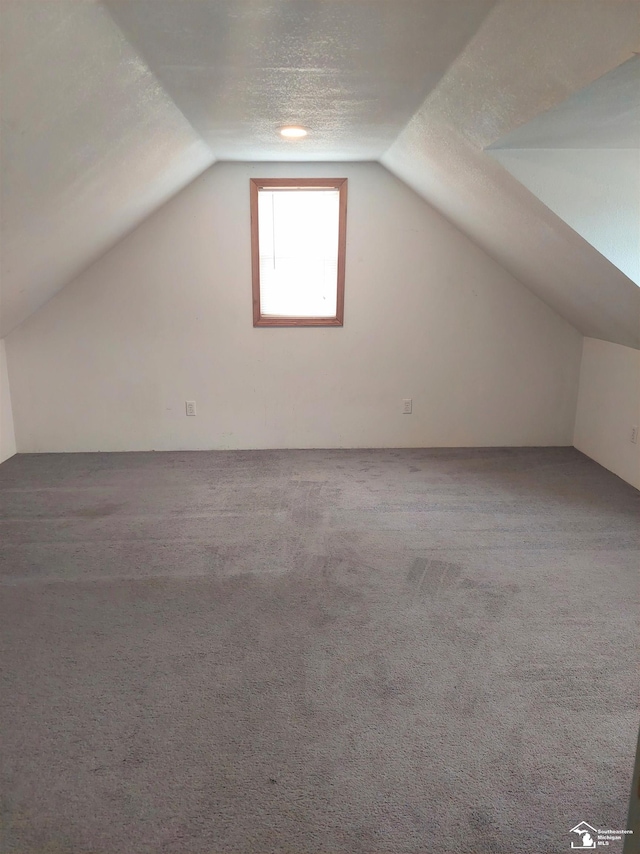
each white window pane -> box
[258,189,340,317]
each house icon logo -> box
[570,821,597,848]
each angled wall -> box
[486,55,640,285]
[0,0,214,336]
[381,1,640,350]
[0,339,16,464]
[5,162,582,453]
[489,149,640,284]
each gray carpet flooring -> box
[0,447,638,854]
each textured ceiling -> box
[1,0,639,346]
[104,0,496,161]
[487,55,640,151]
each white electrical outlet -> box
[186,401,197,417]
[402,398,412,415]
[631,425,638,444]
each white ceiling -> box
[486,56,640,284]
[1,0,639,345]
[104,0,496,161]
[487,55,640,150]
[0,0,214,335]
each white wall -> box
[574,338,640,490]
[0,339,17,463]
[5,162,582,453]
[488,148,640,284]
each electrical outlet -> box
[631,425,638,444]
[186,401,197,417]
[402,398,412,415]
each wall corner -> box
[0,338,17,464]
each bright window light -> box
[258,189,339,317]
[250,179,347,327]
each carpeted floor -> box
[0,447,638,854]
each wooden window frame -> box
[250,178,348,327]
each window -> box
[250,178,347,327]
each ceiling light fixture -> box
[279,126,308,139]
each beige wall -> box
[0,339,17,463]
[574,338,640,490]
[6,162,582,453]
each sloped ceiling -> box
[0,0,215,335]
[1,0,639,346]
[486,54,640,151]
[487,56,640,284]
[381,0,640,349]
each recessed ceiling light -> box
[279,126,308,139]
